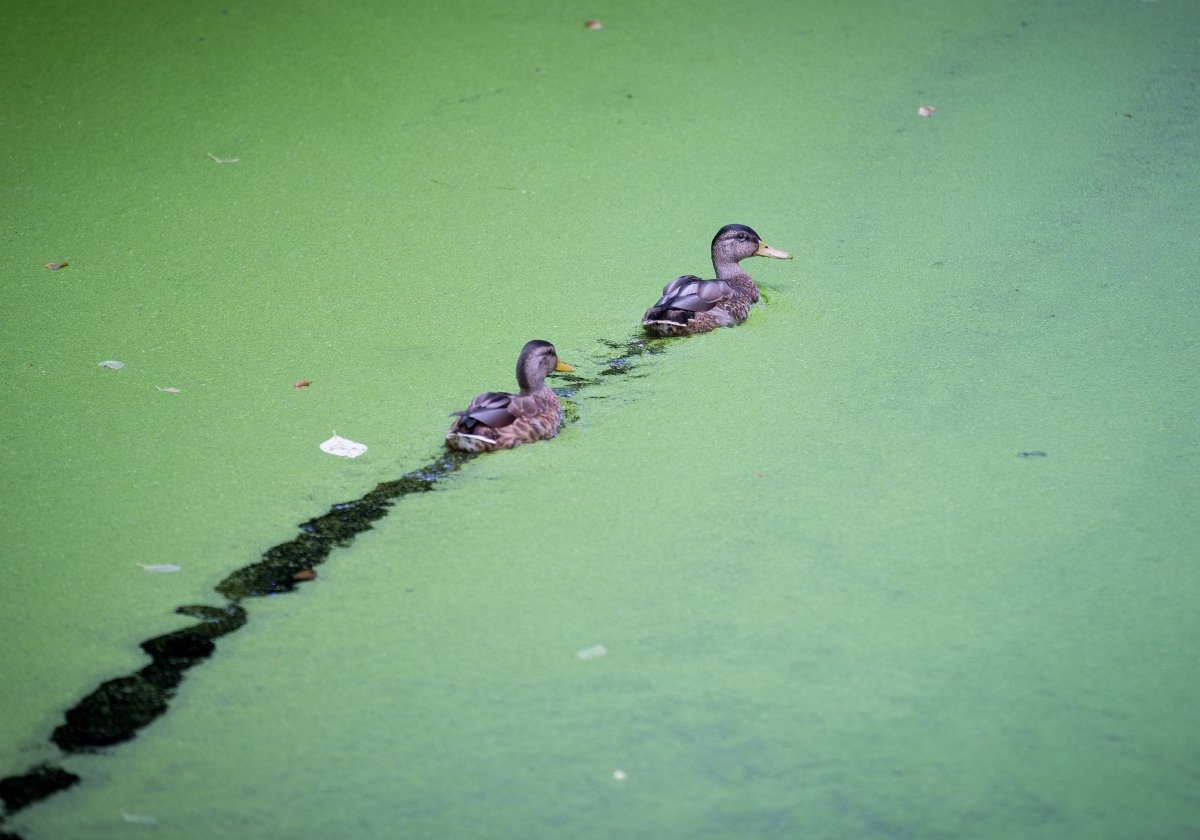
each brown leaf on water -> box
[43,261,69,270]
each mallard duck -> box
[445,340,574,452]
[642,224,792,336]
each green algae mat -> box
[3,0,1199,837]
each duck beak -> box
[755,241,792,259]
[554,361,574,373]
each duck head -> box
[711,224,791,278]
[515,340,574,393]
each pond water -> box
[2,0,1198,837]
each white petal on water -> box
[138,563,182,573]
[319,433,368,458]
[156,386,181,393]
[576,644,608,660]
[98,360,125,370]
[121,812,159,824]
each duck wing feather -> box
[450,391,519,432]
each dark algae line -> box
[0,335,667,836]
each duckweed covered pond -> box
[2,0,1198,837]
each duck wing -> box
[643,274,737,320]
[660,275,734,310]
[450,391,519,432]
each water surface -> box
[2,0,1198,837]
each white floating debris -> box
[917,105,936,118]
[98,360,125,370]
[206,152,239,164]
[319,433,367,458]
[121,812,159,825]
[138,563,182,573]
[156,386,181,393]
[576,644,608,660]
[612,770,627,781]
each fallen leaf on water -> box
[156,386,181,393]
[319,433,367,458]
[43,261,69,270]
[584,19,602,29]
[917,105,936,118]
[293,569,317,581]
[294,379,311,388]
[138,563,182,573]
[206,152,239,164]
[98,360,125,370]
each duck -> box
[445,340,574,452]
[642,224,792,336]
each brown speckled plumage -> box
[642,224,792,336]
[445,340,573,453]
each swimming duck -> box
[445,340,574,452]
[642,224,792,336]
